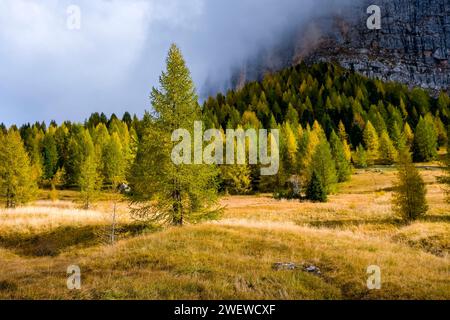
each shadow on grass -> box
[0,223,158,257]
[305,214,450,229]
[420,215,450,223]
[304,218,402,229]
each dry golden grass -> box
[0,165,448,300]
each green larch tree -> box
[0,130,37,208]
[413,117,438,162]
[353,144,368,168]
[78,130,101,209]
[378,130,398,165]
[310,135,337,193]
[330,130,352,182]
[363,121,380,164]
[392,150,428,223]
[128,44,219,226]
[42,130,59,180]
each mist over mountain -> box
[230,0,450,97]
[1,0,448,125]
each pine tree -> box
[306,171,327,202]
[128,44,219,226]
[413,117,438,162]
[393,150,428,223]
[378,130,398,165]
[0,130,37,208]
[330,130,352,182]
[363,121,379,164]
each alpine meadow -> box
[0,0,449,304]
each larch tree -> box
[378,130,398,165]
[338,121,352,162]
[353,144,368,168]
[282,121,298,173]
[363,121,380,164]
[103,132,126,187]
[0,130,37,208]
[403,123,414,149]
[392,150,428,223]
[78,130,101,209]
[220,164,252,195]
[413,117,438,162]
[310,134,337,193]
[128,44,219,226]
[42,130,59,180]
[330,130,352,182]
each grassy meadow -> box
[0,165,449,300]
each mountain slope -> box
[235,0,450,94]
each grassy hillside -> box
[0,166,448,300]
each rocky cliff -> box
[235,0,450,94]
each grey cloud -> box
[0,0,359,126]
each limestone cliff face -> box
[236,0,450,94]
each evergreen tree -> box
[0,130,37,208]
[413,117,438,162]
[128,44,219,226]
[393,150,428,223]
[306,171,327,202]
[330,130,352,182]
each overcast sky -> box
[0,0,353,126]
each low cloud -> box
[0,0,357,126]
